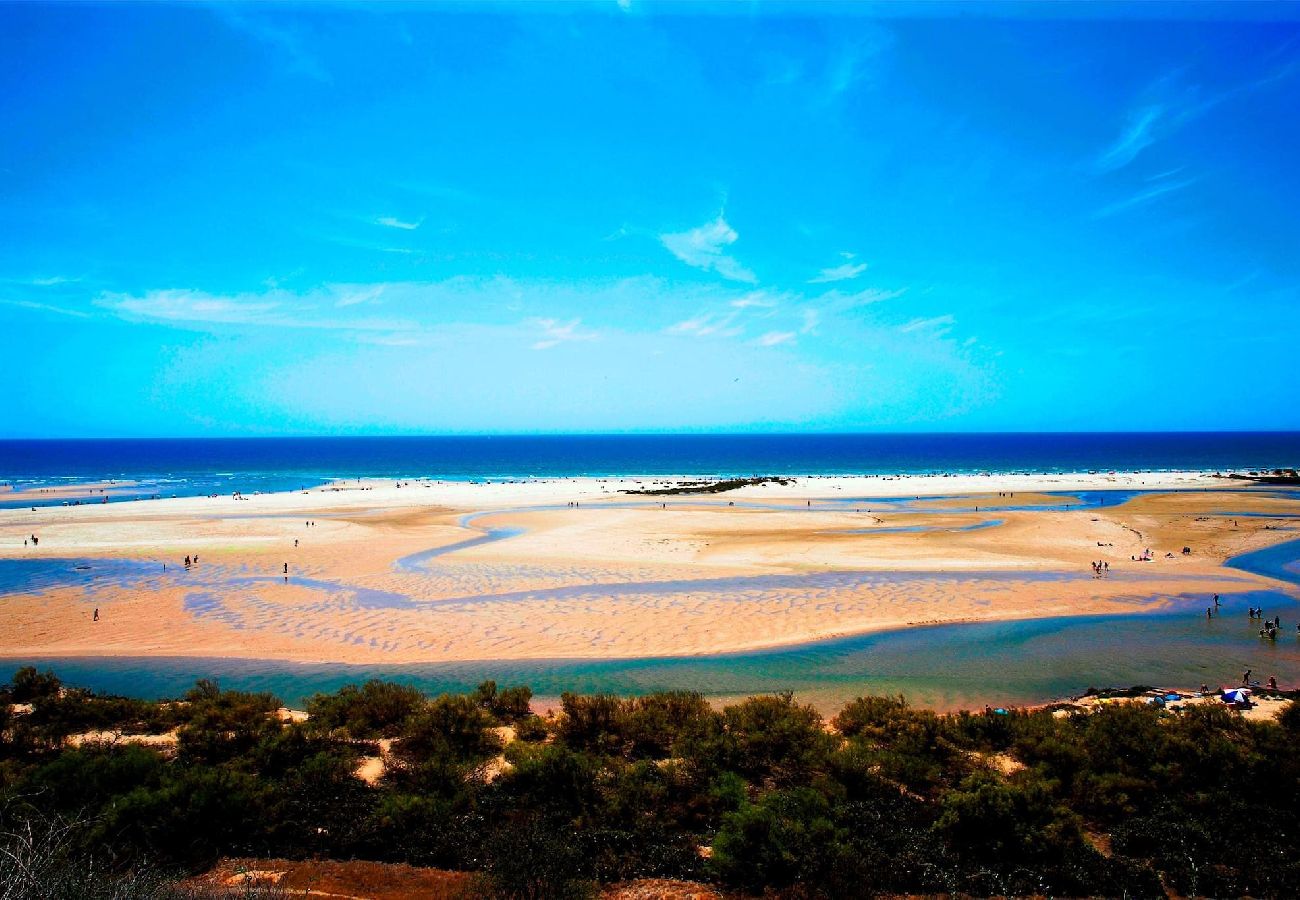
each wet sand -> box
[1,473,1297,666]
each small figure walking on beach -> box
[1243,668,1252,685]
[1214,593,1220,607]
[93,608,99,622]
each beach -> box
[2,471,1297,674]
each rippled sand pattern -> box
[2,478,1297,665]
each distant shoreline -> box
[0,467,1289,511]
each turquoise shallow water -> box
[6,586,1298,713]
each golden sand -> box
[1,474,1296,664]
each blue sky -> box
[2,2,1299,437]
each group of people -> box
[24,534,38,547]
[1090,560,1109,577]
[1249,607,1291,639]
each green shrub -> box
[9,666,62,702]
[305,679,426,738]
[396,693,501,763]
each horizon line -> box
[3,429,1300,442]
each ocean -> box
[2,432,1298,507]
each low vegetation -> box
[3,667,1299,897]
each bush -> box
[556,693,623,754]
[306,679,426,738]
[9,666,62,703]
[687,693,836,787]
[473,680,534,723]
[711,787,843,891]
[175,681,283,765]
[481,815,596,899]
[619,692,714,759]
[513,714,549,742]
[396,694,501,763]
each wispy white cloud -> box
[0,298,92,318]
[96,287,416,333]
[103,290,281,325]
[659,216,757,284]
[1096,104,1163,172]
[755,330,796,347]
[1096,59,1300,174]
[730,293,777,309]
[809,252,868,284]
[216,7,331,82]
[812,286,905,316]
[376,216,424,231]
[1093,174,1198,219]
[531,317,597,350]
[824,29,894,101]
[0,274,88,289]
[666,311,743,339]
[333,285,385,308]
[899,314,955,334]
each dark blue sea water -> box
[2,433,1297,508]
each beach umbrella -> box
[1222,688,1251,704]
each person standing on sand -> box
[93,608,98,622]
[1243,669,1252,685]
